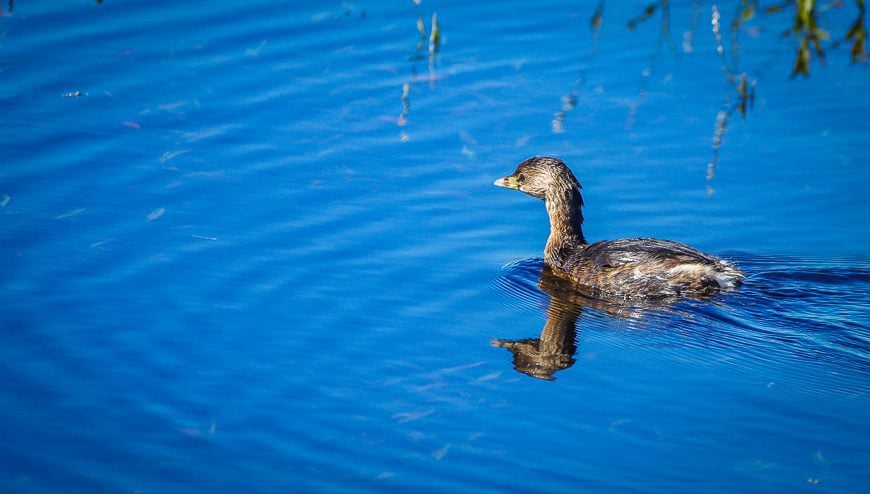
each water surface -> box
[1,1,869,492]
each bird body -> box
[494,157,742,298]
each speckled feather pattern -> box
[549,237,743,297]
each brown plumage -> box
[494,157,743,298]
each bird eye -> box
[517,173,525,184]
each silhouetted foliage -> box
[624,0,867,77]
[578,1,865,188]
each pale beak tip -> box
[493,177,515,189]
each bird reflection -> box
[491,286,581,381]
[493,263,682,381]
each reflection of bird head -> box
[491,300,581,381]
[491,336,576,381]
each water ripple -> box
[494,253,870,381]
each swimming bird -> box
[493,157,742,298]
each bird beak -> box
[493,175,520,190]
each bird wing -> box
[581,238,720,270]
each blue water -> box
[2,1,869,492]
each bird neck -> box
[544,186,587,263]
